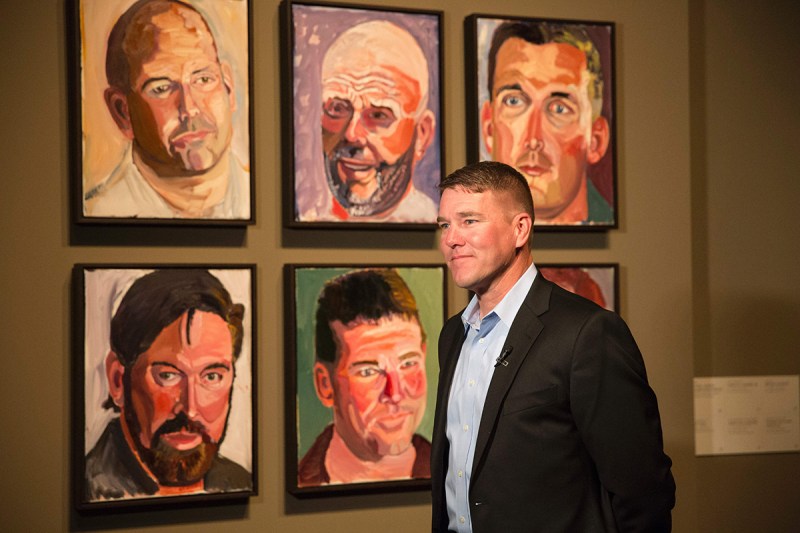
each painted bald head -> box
[319,20,435,217]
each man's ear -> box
[587,116,610,164]
[480,100,494,155]
[221,61,236,112]
[313,362,334,408]
[104,87,134,140]
[513,211,533,249]
[105,351,126,408]
[413,110,435,162]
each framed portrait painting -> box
[73,265,257,509]
[465,15,617,231]
[538,263,619,313]
[69,0,254,225]
[281,1,444,230]
[284,264,446,496]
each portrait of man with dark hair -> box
[288,266,444,490]
[472,17,616,227]
[78,0,251,221]
[80,267,254,504]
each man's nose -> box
[343,111,367,144]
[178,83,202,119]
[380,370,405,404]
[443,225,462,248]
[525,107,545,151]
[175,379,200,419]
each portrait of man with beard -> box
[79,0,251,221]
[81,267,253,504]
[288,5,442,226]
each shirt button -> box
[478,338,485,344]
[458,470,463,478]
[463,424,469,432]
[468,379,475,387]
[459,516,466,524]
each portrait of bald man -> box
[288,4,442,225]
[76,0,252,222]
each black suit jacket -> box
[431,275,675,532]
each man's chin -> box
[141,438,219,487]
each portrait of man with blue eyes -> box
[83,269,252,503]
[82,0,250,221]
[478,19,615,226]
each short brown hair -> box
[439,161,534,246]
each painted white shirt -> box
[84,148,250,220]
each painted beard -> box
[324,135,416,217]
[124,400,222,487]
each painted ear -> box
[413,110,435,161]
[221,61,236,112]
[104,87,134,140]
[313,362,334,408]
[587,116,610,164]
[480,100,494,155]
[105,351,126,408]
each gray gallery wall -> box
[0,0,796,531]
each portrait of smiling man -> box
[297,269,432,487]
[475,18,615,226]
[81,0,251,221]
[82,268,253,503]
[289,6,442,225]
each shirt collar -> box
[461,263,538,330]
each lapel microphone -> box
[495,345,513,367]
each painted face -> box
[124,7,235,176]
[482,39,598,219]
[320,35,426,216]
[438,187,524,295]
[328,316,427,458]
[126,310,234,485]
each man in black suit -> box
[432,161,675,532]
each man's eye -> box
[147,82,174,98]
[356,367,380,378]
[438,222,450,230]
[547,99,577,119]
[193,72,219,88]
[201,371,228,387]
[501,93,528,109]
[464,219,477,225]
[400,359,419,370]
[155,371,181,385]
[323,99,352,119]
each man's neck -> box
[476,252,533,318]
[133,149,231,217]
[324,427,416,483]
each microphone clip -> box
[494,346,513,368]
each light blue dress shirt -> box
[445,264,537,532]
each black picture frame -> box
[69,0,255,226]
[538,263,619,313]
[284,264,446,496]
[280,1,444,230]
[73,264,258,510]
[465,14,617,231]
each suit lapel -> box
[470,275,552,481]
